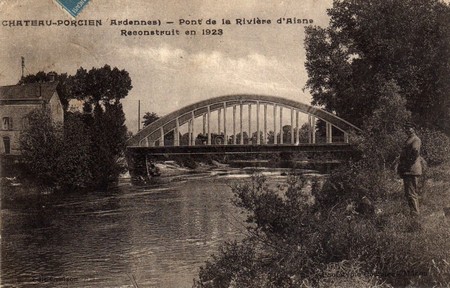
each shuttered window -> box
[3,137,10,154]
[2,117,12,130]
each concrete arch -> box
[127,94,361,146]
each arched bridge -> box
[126,95,361,180]
[128,94,361,147]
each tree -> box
[304,0,450,133]
[142,112,160,127]
[70,65,132,190]
[57,112,93,190]
[70,64,132,110]
[360,80,412,169]
[19,109,63,187]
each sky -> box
[0,0,334,133]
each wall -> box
[48,92,64,123]
[0,103,43,155]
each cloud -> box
[126,45,187,67]
[121,44,283,72]
[118,43,307,94]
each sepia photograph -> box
[1,0,449,287]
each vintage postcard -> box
[1,0,449,287]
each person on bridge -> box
[397,124,423,217]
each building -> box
[0,82,64,155]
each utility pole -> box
[21,56,25,80]
[137,100,141,132]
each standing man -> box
[397,124,423,216]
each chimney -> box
[48,72,56,82]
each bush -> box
[194,174,325,287]
[195,241,266,288]
[418,127,450,166]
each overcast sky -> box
[0,0,333,132]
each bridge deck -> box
[126,143,355,155]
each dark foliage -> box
[142,112,160,127]
[304,0,450,134]
[86,103,128,190]
[18,65,132,191]
[20,110,92,191]
[70,64,132,109]
[19,109,63,188]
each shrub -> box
[194,174,325,287]
[194,241,265,288]
[418,127,450,166]
[359,81,412,169]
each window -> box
[2,117,12,130]
[3,137,10,154]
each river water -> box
[1,169,310,288]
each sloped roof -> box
[0,82,58,101]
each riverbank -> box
[193,161,450,287]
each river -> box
[1,168,315,287]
